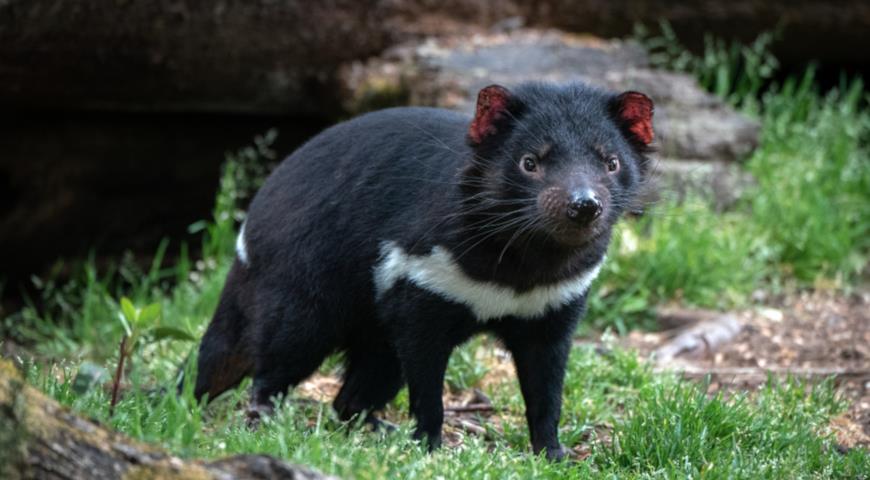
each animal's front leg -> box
[497,313,577,460]
[380,286,474,451]
[398,342,452,450]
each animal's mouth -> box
[548,222,604,248]
[536,186,609,248]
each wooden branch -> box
[444,417,489,438]
[0,360,336,480]
[444,403,496,413]
[653,313,743,363]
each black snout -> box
[566,190,602,224]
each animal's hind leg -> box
[333,344,404,429]
[247,304,337,422]
[191,262,253,402]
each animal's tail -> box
[179,261,254,402]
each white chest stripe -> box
[236,221,249,266]
[373,241,603,321]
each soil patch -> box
[624,290,870,449]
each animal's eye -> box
[606,155,620,173]
[520,154,538,173]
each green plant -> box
[445,337,489,392]
[601,376,858,478]
[584,198,771,334]
[747,71,870,282]
[110,297,194,414]
[635,21,780,108]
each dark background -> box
[2,0,868,289]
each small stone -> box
[72,362,110,395]
[758,308,784,323]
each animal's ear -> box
[468,85,513,145]
[612,91,654,146]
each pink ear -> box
[615,91,654,145]
[469,85,512,144]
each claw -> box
[366,416,398,433]
[245,402,274,430]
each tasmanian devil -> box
[191,81,654,460]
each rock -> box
[342,29,760,207]
[71,361,110,395]
[650,159,756,211]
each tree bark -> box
[0,360,336,480]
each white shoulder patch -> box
[373,241,603,321]
[236,221,249,266]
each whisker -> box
[452,212,538,261]
[496,215,539,265]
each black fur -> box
[192,81,652,460]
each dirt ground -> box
[623,289,870,450]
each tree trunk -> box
[0,360,335,480]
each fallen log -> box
[0,360,335,480]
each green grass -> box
[19,343,867,479]
[635,21,780,108]
[3,31,870,479]
[584,204,769,334]
[603,376,867,478]
[747,72,870,282]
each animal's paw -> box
[245,403,274,430]
[366,416,398,433]
[543,444,568,462]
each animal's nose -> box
[566,190,602,224]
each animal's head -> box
[462,82,654,249]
